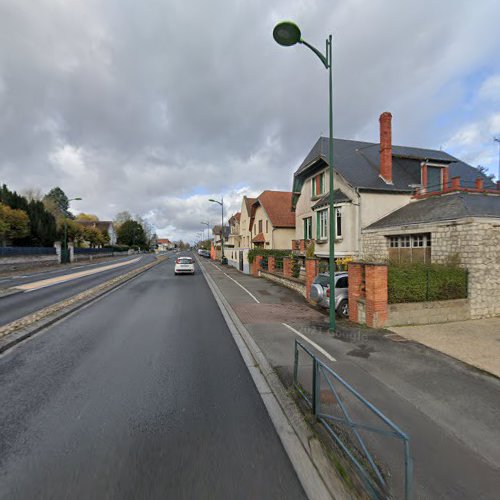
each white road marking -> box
[223,273,260,304]
[282,323,336,362]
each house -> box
[226,192,295,273]
[226,213,241,249]
[362,187,500,319]
[77,220,117,246]
[157,238,174,251]
[292,112,495,266]
[212,225,230,260]
[227,197,255,272]
[249,191,295,249]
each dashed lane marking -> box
[282,323,337,362]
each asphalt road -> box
[0,255,306,499]
[0,254,156,326]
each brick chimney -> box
[379,112,393,183]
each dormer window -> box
[421,163,448,193]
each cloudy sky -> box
[1,0,499,242]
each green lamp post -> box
[209,198,226,264]
[273,21,336,332]
[63,197,82,264]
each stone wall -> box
[362,217,500,319]
[259,271,307,297]
[387,299,470,326]
[0,255,59,271]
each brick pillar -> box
[210,242,216,260]
[305,258,319,300]
[475,178,484,190]
[252,255,263,277]
[268,255,276,273]
[451,176,461,190]
[283,257,291,278]
[348,262,363,323]
[365,264,388,328]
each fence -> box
[0,246,56,256]
[388,264,468,303]
[74,247,113,254]
[294,340,412,499]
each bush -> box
[247,248,291,264]
[388,262,468,304]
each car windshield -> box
[178,258,192,264]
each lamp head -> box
[273,21,301,46]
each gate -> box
[239,250,244,271]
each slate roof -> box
[212,225,230,238]
[311,189,352,210]
[365,192,500,230]
[294,137,495,193]
[253,191,295,228]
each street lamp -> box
[273,21,336,332]
[209,198,226,264]
[201,220,210,245]
[63,197,82,264]
[494,137,500,181]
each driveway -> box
[389,317,500,378]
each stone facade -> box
[362,217,500,319]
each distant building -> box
[157,238,174,251]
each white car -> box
[174,256,195,275]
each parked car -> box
[309,272,349,318]
[174,256,195,275]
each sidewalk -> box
[388,318,500,378]
[198,258,500,499]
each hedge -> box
[247,249,291,264]
[388,263,468,304]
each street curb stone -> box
[196,256,352,500]
[0,256,167,354]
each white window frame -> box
[335,208,342,238]
[319,209,328,240]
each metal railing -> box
[294,340,413,499]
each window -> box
[258,220,262,233]
[389,236,399,248]
[312,172,325,196]
[412,235,424,247]
[336,276,348,289]
[336,208,342,238]
[303,217,312,240]
[266,220,268,233]
[387,233,432,263]
[317,209,328,240]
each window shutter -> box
[316,212,320,239]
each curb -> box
[0,257,166,354]
[195,256,351,500]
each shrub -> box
[388,262,467,304]
[248,248,291,264]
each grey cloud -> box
[0,0,499,241]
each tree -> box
[44,187,71,218]
[80,225,106,247]
[0,184,57,246]
[117,219,147,248]
[0,203,30,245]
[114,211,132,227]
[21,188,43,202]
[76,213,99,221]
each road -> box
[0,255,306,499]
[0,254,156,326]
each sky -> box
[1,0,499,243]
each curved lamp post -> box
[209,198,226,263]
[201,220,210,245]
[273,21,336,332]
[63,197,82,264]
